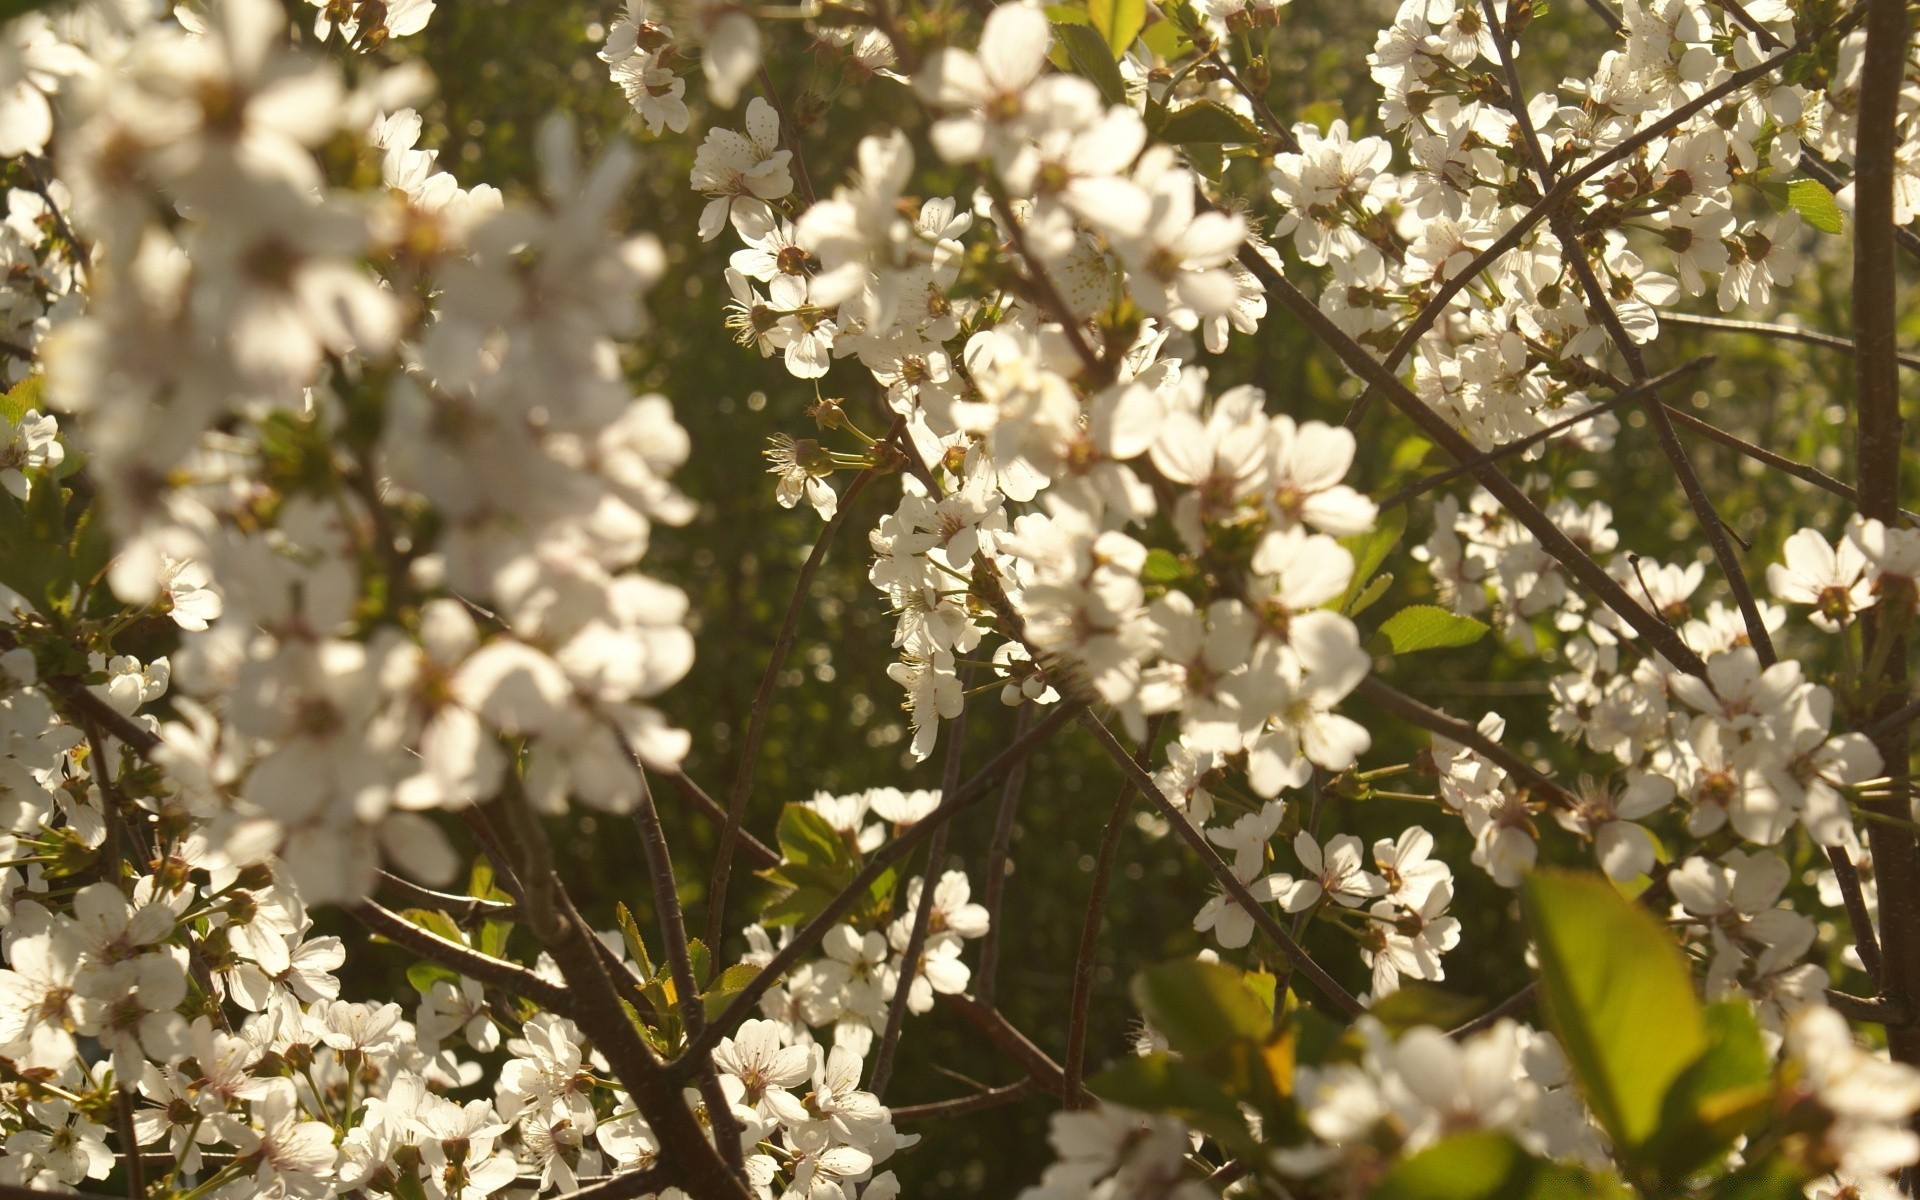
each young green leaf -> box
[1131,958,1270,1057]
[1523,870,1705,1157]
[1088,0,1145,58]
[1373,1133,1630,1200]
[1374,604,1490,654]
[1054,22,1129,105]
[1786,177,1843,234]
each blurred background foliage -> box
[314,0,1913,1190]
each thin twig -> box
[662,769,778,869]
[1077,711,1364,1017]
[941,992,1069,1098]
[871,673,975,1097]
[1355,676,1579,811]
[709,462,882,955]
[677,701,1086,1069]
[755,65,816,208]
[1447,982,1539,1038]
[1661,311,1920,370]
[1338,27,1820,429]
[1064,715,1164,1107]
[348,899,575,1014]
[1378,357,1714,510]
[975,703,1037,1008]
[1238,249,1710,676]
[888,1077,1036,1122]
[1483,0,1776,663]
[376,870,518,924]
[1826,845,1884,985]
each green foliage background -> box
[323,0,1907,1191]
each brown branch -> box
[662,769,778,870]
[552,1166,677,1200]
[1850,0,1920,1078]
[975,703,1036,1008]
[888,1076,1036,1122]
[755,65,815,208]
[348,898,575,1014]
[1826,845,1885,985]
[376,870,518,924]
[870,676,974,1098]
[677,700,1086,1069]
[1483,0,1776,663]
[1448,982,1539,1038]
[1355,676,1579,811]
[1661,312,1920,370]
[1076,711,1365,1017]
[489,787,750,1200]
[1064,715,1164,1107]
[1238,248,1710,675]
[941,992,1068,1098]
[709,462,882,955]
[1339,27,1820,429]
[982,173,1104,377]
[1378,357,1715,510]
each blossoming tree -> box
[1,0,1920,1194]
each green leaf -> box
[1643,1000,1775,1179]
[0,374,42,426]
[406,962,458,996]
[774,804,852,872]
[1131,958,1269,1057]
[1088,0,1144,57]
[1700,1160,1813,1200]
[402,907,467,945]
[1086,1053,1249,1146]
[1787,177,1843,234]
[615,902,659,982]
[1141,547,1192,586]
[1139,17,1191,59]
[1156,99,1263,145]
[1336,507,1405,614]
[1373,1133,1628,1200]
[702,962,762,1020]
[1054,22,1128,105]
[1524,870,1705,1157]
[1374,604,1490,654]
[1347,570,1393,617]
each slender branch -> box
[941,992,1068,1098]
[1355,676,1579,811]
[1447,982,1538,1038]
[1239,248,1710,675]
[1661,311,1920,370]
[755,65,815,208]
[376,870,518,924]
[348,899,575,1014]
[981,173,1104,377]
[116,1086,144,1200]
[1850,0,1920,1078]
[677,701,1085,1069]
[1064,715,1164,1107]
[888,1077,1036,1122]
[870,676,975,1097]
[1076,711,1364,1017]
[662,769,778,870]
[1826,987,1916,1027]
[615,729,746,1176]
[1338,27,1819,429]
[551,1166,677,1200]
[1378,357,1715,510]
[1867,695,1920,741]
[709,463,882,954]
[1483,0,1776,663]
[1826,845,1884,985]
[490,786,750,1200]
[975,703,1036,1008]
[1659,402,1920,524]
